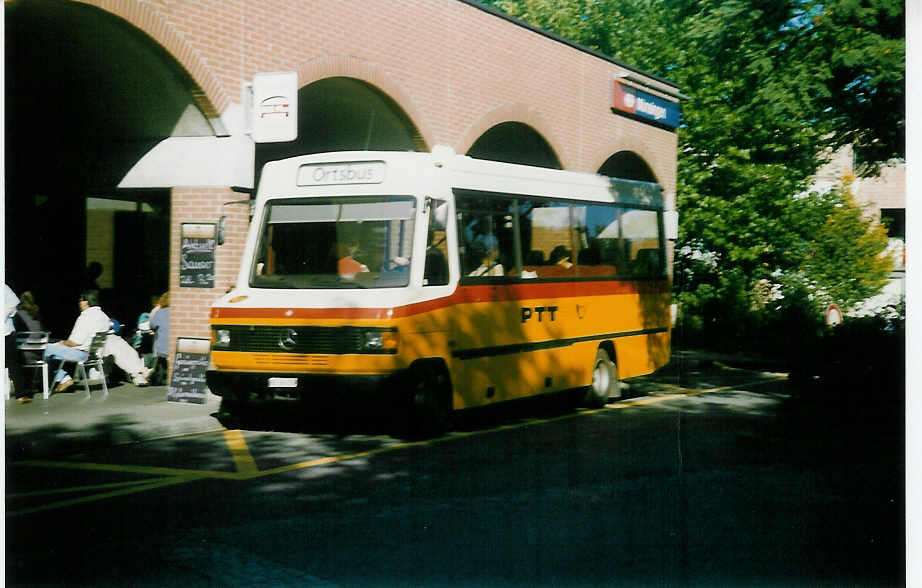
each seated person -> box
[549,245,573,269]
[468,246,504,277]
[15,290,44,333]
[103,331,152,387]
[148,292,170,383]
[44,290,152,392]
[14,291,45,363]
[337,241,369,279]
[43,290,114,392]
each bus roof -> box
[446,149,663,208]
[257,147,664,209]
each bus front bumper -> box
[206,369,409,405]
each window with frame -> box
[456,191,516,280]
[519,199,576,278]
[456,190,664,282]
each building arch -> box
[596,150,660,183]
[74,0,227,117]
[5,0,225,333]
[255,75,431,174]
[458,103,566,169]
[295,55,433,152]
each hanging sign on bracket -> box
[244,70,299,143]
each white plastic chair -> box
[16,331,50,399]
[67,331,110,398]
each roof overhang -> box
[118,134,255,189]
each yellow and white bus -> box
[208,146,672,434]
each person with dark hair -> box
[549,245,573,269]
[43,290,111,392]
[149,292,170,361]
[14,291,46,382]
[15,291,43,332]
[146,292,170,384]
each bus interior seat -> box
[525,250,545,265]
[424,247,449,285]
[577,248,601,265]
[633,249,661,276]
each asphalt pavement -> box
[4,350,783,461]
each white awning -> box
[118,134,254,189]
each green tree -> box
[798,186,893,309]
[804,0,905,169]
[486,0,900,340]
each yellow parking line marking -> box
[12,459,240,480]
[6,475,204,518]
[8,375,789,513]
[238,376,786,480]
[7,478,163,498]
[223,429,259,475]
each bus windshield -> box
[250,196,417,289]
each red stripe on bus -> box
[210,279,670,321]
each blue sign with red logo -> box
[612,81,681,129]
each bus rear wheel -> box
[584,349,618,408]
[408,362,452,438]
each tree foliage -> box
[484,0,902,348]
[804,0,905,168]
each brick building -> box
[5,0,680,371]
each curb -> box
[4,383,225,460]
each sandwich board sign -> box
[167,338,211,404]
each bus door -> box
[451,191,535,408]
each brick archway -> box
[296,55,433,152]
[457,103,568,169]
[596,150,659,183]
[74,0,227,118]
[592,147,665,184]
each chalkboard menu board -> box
[168,338,211,404]
[180,223,216,288]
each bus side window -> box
[456,191,514,280]
[424,200,449,286]
[523,201,574,278]
[620,209,662,277]
[577,203,619,277]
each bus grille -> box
[214,325,383,354]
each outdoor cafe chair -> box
[60,331,110,399]
[15,331,50,400]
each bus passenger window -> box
[521,201,574,278]
[424,200,449,286]
[456,191,514,280]
[575,203,619,277]
[620,209,662,277]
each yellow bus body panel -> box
[210,282,670,410]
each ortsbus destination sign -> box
[297,161,387,186]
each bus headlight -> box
[213,328,232,348]
[363,329,398,353]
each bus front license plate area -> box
[268,377,298,388]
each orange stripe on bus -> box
[211,279,670,321]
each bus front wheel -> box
[584,349,618,408]
[219,395,251,427]
[409,362,452,438]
